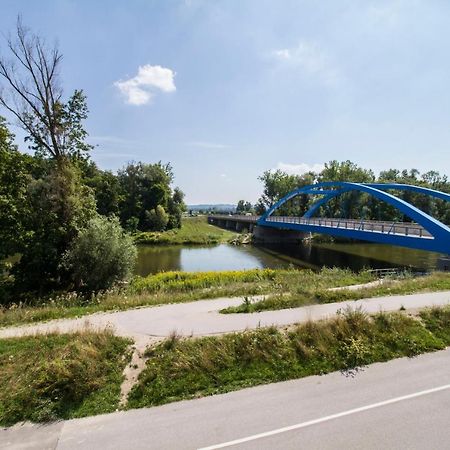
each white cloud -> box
[187,141,230,150]
[114,64,176,105]
[275,162,324,176]
[273,49,291,60]
[271,40,339,85]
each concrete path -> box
[2,347,449,449]
[0,291,449,345]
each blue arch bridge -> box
[208,182,450,255]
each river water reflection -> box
[136,242,442,277]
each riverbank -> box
[221,271,450,313]
[0,268,375,327]
[134,216,238,246]
[1,268,450,328]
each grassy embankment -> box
[0,268,374,327]
[221,271,450,313]
[128,306,450,409]
[134,216,238,245]
[0,329,131,426]
[1,306,449,425]
[1,269,450,327]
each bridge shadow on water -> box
[255,240,442,273]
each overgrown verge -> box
[1,269,449,328]
[0,268,373,327]
[127,306,450,409]
[222,271,450,313]
[134,216,237,246]
[0,330,131,426]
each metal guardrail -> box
[366,267,403,277]
[265,216,432,239]
[209,215,260,223]
[208,214,432,239]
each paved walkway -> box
[0,291,449,345]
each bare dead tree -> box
[0,17,91,159]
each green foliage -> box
[144,205,169,231]
[420,305,450,344]
[0,20,93,160]
[257,160,450,223]
[117,161,185,232]
[236,200,253,214]
[84,166,121,216]
[62,215,137,292]
[134,216,236,245]
[10,159,97,296]
[129,268,277,294]
[0,117,33,263]
[0,330,131,426]
[127,309,445,408]
[256,169,315,215]
[0,269,449,328]
[223,271,450,314]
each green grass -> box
[0,330,131,426]
[420,306,450,343]
[134,216,238,245]
[128,269,278,294]
[1,269,449,328]
[222,271,450,313]
[0,268,374,327]
[127,306,450,409]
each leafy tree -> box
[12,161,97,294]
[236,200,254,214]
[236,200,246,213]
[0,18,92,160]
[145,205,169,231]
[0,117,33,262]
[62,215,137,292]
[317,160,375,219]
[256,170,316,216]
[118,161,184,231]
[318,160,375,183]
[167,187,185,228]
[84,164,121,216]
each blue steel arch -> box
[258,182,450,254]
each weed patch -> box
[127,308,447,409]
[0,330,131,426]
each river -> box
[135,242,443,277]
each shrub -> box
[144,205,169,231]
[62,215,137,292]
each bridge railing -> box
[208,214,260,223]
[265,216,432,238]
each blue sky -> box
[1,0,450,203]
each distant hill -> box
[187,204,236,212]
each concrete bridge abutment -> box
[252,225,310,244]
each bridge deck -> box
[209,215,432,239]
[266,216,432,239]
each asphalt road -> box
[2,348,450,449]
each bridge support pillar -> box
[235,222,248,233]
[438,256,450,271]
[253,225,310,244]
